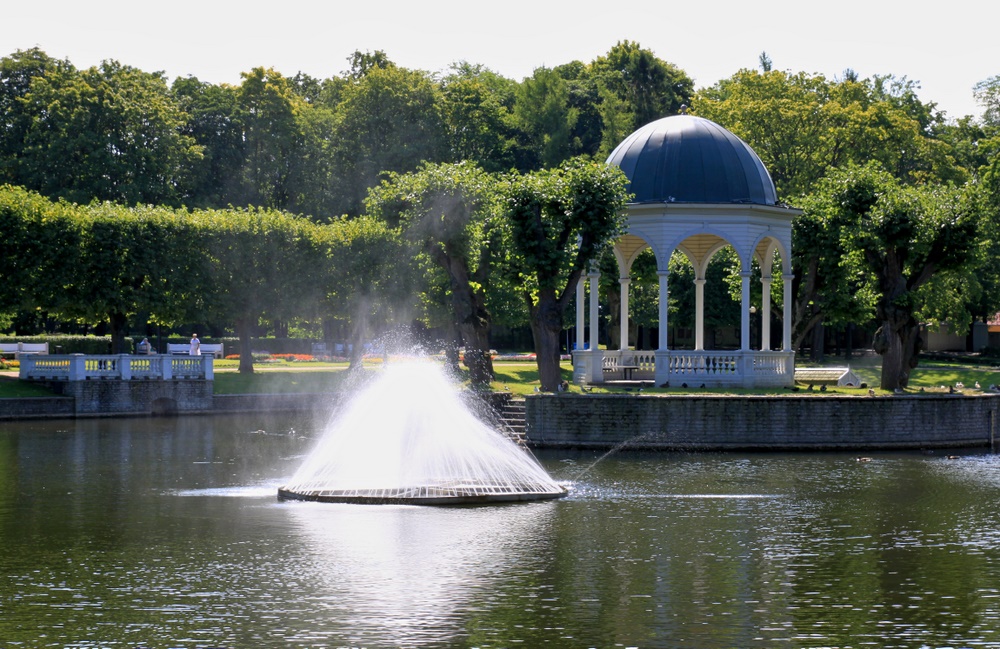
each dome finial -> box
[679,104,688,115]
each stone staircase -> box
[495,397,527,445]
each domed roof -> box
[606,114,777,205]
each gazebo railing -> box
[583,349,795,387]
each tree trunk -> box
[348,312,366,372]
[811,321,825,362]
[109,311,128,354]
[530,296,565,392]
[459,322,494,388]
[236,317,255,374]
[874,314,922,390]
[438,251,494,389]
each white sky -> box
[3,0,997,121]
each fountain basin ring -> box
[277,483,568,506]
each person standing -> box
[189,333,201,356]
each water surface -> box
[2,415,999,648]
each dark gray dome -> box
[606,114,777,205]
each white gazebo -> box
[573,114,802,388]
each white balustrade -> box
[588,349,795,387]
[19,354,214,381]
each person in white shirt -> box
[189,334,201,356]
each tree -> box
[590,41,694,133]
[500,158,630,391]
[171,76,245,209]
[201,207,327,373]
[17,60,201,205]
[0,48,69,186]
[973,75,1000,127]
[0,185,82,319]
[332,64,446,216]
[315,215,412,370]
[234,67,305,210]
[512,67,578,169]
[811,165,978,389]
[365,161,502,388]
[439,64,518,172]
[695,69,963,200]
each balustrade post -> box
[69,354,86,381]
[162,357,173,380]
[203,354,214,380]
[119,354,132,381]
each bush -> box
[0,334,120,354]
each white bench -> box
[166,343,224,358]
[0,342,49,359]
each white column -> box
[576,277,585,351]
[588,270,603,383]
[588,271,600,352]
[783,273,795,352]
[694,278,706,351]
[657,270,669,351]
[761,276,773,351]
[740,271,752,351]
[619,277,631,351]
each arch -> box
[612,233,651,277]
[151,397,178,416]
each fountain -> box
[278,360,568,505]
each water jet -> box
[278,360,567,505]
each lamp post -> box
[749,305,758,351]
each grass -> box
[2,355,1000,399]
[0,375,64,397]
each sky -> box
[3,0,997,121]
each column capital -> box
[783,273,795,281]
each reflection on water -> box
[2,416,1000,648]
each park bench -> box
[793,366,862,387]
[0,342,49,359]
[165,342,225,358]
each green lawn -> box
[2,356,999,398]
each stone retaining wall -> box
[0,396,75,419]
[51,379,214,415]
[525,393,1000,450]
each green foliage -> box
[15,59,201,205]
[500,157,631,390]
[806,163,980,388]
[590,40,694,133]
[695,69,964,200]
[0,335,118,354]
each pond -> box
[2,414,999,648]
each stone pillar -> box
[694,278,706,351]
[576,277,585,351]
[657,270,669,351]
[783,273,795,352]
[619,277,631,352]
[203,354,214,380]
[761,275,773,351]
[162,356,173,380]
